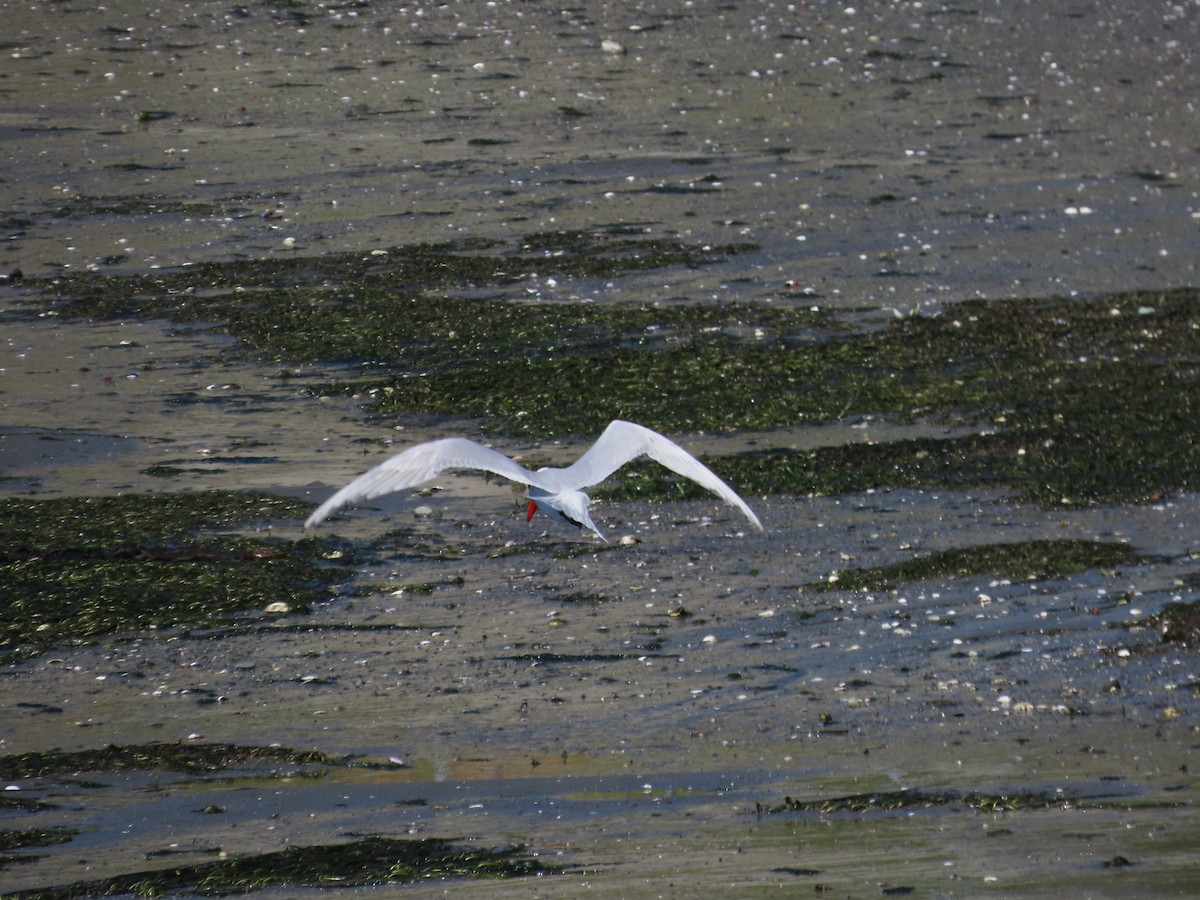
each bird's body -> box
[305,420,763,540]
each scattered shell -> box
[601,38,626,54]
[413,505,435,518]
[265,601,291,614]
[619,534,641,546]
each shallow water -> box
[2,1,1199,896]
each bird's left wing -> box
[306,437,541,528]
[563,420,763,530]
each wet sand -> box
[3,2,1199,896]
[4,1,1197,306]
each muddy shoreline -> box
[5,1,1198,305]
[3,2,1199,896]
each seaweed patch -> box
[0,492,348,664]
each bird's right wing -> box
[564,420,763,531]
[306,437,539,528]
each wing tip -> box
[304,498,342,531]
[743,510,765,532]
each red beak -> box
[526,500,538,522]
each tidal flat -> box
[3,1,1199,896]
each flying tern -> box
[305,419,763,540]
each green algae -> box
[47,193,216,219]
[805,539,1151,593]
[760,786,1187,816]
[0,742,384,887]
[0,827,77,854]
[6,837,548,899]
[0,796,56,814]
[350,578,460,596]
[361,527,614,561]
[0,742,338,781]
[1149,597,1200,649]
[546,591,616,606]
[603,290,1199,505]
[488,539,619,559]
[18,239,1200,507]
[0,827,78,873]
[0,492,348,664]
[26,230,755,320]
[760,788,1080,815]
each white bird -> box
[305,419,763,541]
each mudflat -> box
[2,2,1197,896]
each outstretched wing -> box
[306,437,540,529]
[561,420,763,530]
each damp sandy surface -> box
[3,1,1200,896]
[2,316,1199,896]
[0,315,381,498]
[4,0,1199,311]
